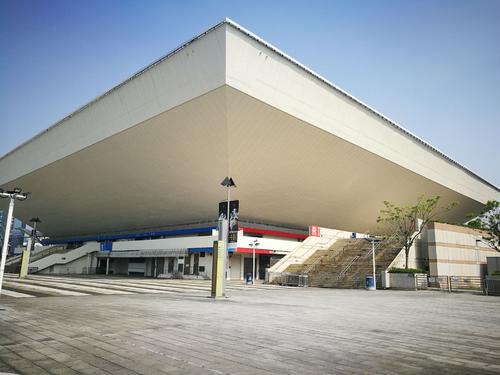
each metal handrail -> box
[302,239,354,274]
[362,233,400,260]
[30,245,67,262]
[6,244,67,266]
[337,235,401,281]
[337,255,360,280]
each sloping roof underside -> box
[0,19,498,238]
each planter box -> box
[388,273,427,290]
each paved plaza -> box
[1,277,500,375]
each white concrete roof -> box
[1,19,498,238]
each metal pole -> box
[26,220,38,275]
[252,243,256,285]
[0,198,15,296]
[226,186,230,282]
[106,257,109,275]
[372,240,376,291]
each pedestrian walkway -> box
[1,283,499,374]
[0,274,285,298]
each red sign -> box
[309,226,320,237]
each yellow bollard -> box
[19,248,30,279]
[211,241,226,298]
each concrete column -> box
[106,258,109,275]
[240,254,244,280]
[256,255,260,280]
[211,241,225,298]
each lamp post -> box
[27,217,41,275]
[249,239,260,284]
[220,176,236,290]
[365,236,381,291]
[0,188,30,296]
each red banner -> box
[309,226,320,237]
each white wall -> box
[31,242,100,272]
[38,255,94,275]
[112,236,216,252]
[236,234,299,254]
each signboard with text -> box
[219,200,239,243]
[309,226,320,237]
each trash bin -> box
[246,273,253,285]
[365,275,375,291]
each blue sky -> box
[1,0,499,186]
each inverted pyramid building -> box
[1,19,498,239]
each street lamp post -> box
[26,217,41,276]
[365,236,381,291]
[249,239,260,284]
[0,188,30,296]
[220,176,236,293]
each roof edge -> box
[2,17,498,193]
[222,18,499,193]
[0,18,229,164]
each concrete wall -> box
[388,231,428,271]
[236,234,299,254]
[229,253,241,280]
[32,242,100,274]
[388,273,427,290]
[38,252,96,275]
[427,222,496,277]
[112,235,217,252]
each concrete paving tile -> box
[2,279,500,374]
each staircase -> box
[5,243,99,274]
[267,229,356,283]
[29,242,100,273]
[5,245,66,272]
[308,238,403,288]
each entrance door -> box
[244,258,253,277]
[259,255,270,280]
[184,255,191,275]
[193,253,200,275]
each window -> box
[200,252,205,257]
[199,266,205,272]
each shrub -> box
[492,270,500,276]
[388,267,425,274]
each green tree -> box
[377,195,456,269]
[467,200,499,251]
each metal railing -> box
[337,256,360,280]
[362,233,400,260]
[414,274,428,290]
[272,272,309,287]
[30,245,67,262]
[428,275,484,292]
[337,234,402,281]
[485,277,500,296]
[302,239,363,276]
